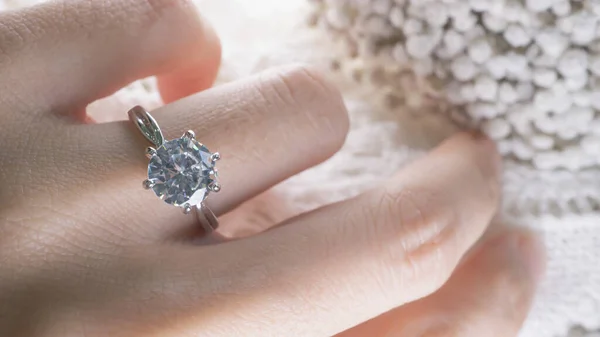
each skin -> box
[0,1,546,336]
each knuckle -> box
[365,186,460,294]
[0,10,39,66]
[260,65,349,150]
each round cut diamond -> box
[147,137,216,207]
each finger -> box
[336,228,546,337]
[216,189,297,240]
[60,66,349,240]
[188,189,296,245]
[157,132,502,336]
[0,0,220,116]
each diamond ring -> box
[128,106,220,233]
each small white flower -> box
[425,4,449,27]
[529,134,555,150]
[451,56,479,81]
[573,91,592,107]
[447,1,471,20]
[503,0,526,22]
[499,82,518,104]
[582,136,600,155]
[534,90,556,113]
[516,82,535,101]
[453,13,477,32]
[557,15,575,34]
[558,49,588,78]
[485,56,508,79]
[504,24,532,47]
[468,38,493,64]
[591,91,600,110]
[535,28,570,57]
[403,17,423,35]
[565,73,588,92]
[570,12,598,45]
[512,139,535,160]
[534,116,558,134]
[533,68,558,88]
[482,12,508,32]
[552,1,571,17]
[504,52,529,76]
[442,29,466,57]
[475,75,499,101]
[482,118,512,140]
[468,102,499,119]
[406,34,437,59]
[533,151,559,169]
[460,83,478,102]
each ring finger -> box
[66,65,349,240]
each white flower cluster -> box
[311,0,600,171]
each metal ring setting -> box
[128,106,220,232]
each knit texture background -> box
[1,0,599,336]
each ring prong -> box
[145,147,157,159]
[143,179,154,190]
[208,182,221,193]
[184,130,196,139]
[211,152,221,162]
[183,204,193,214]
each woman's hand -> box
[0,1,545,336]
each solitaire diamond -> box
[129,105,221,232]
[147,137,216,207]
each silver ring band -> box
[129,105,164,147]
[128,106,220,233]
[195,202,219,232]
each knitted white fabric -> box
[1,0,599,336]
